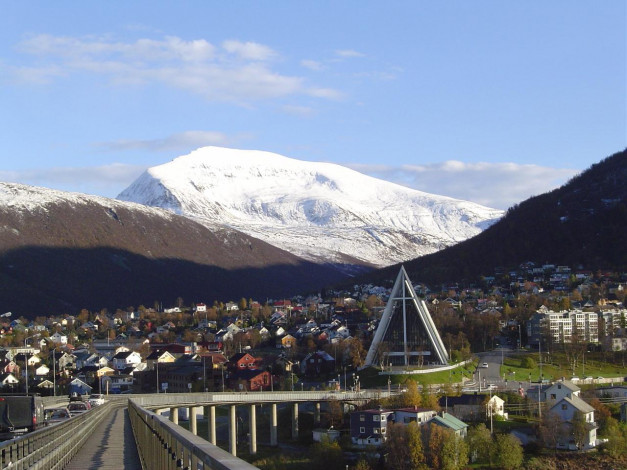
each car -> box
[67,401,91,416]
[45,407,71,425]
[88,394,105,407]
[486,384,497,390]
[480,362,489,368]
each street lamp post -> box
[24,334,40,396]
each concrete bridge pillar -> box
[291,402,299,440]
[314,402,321,425]
[169,407,178,425]
[208,405,216,445]
[189,406,198,435]
[229,404,237,456]
[270,403,278,446]
[249,404,257,455]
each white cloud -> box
[0,163,146,199]
[346,161,580,210]
[222,40,276,61]
[335,49,365,58]
[9,34,341,104]
[301,59,324,71]
[96,130,233,152]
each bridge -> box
[0,389,393,469]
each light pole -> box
[52,349,56,397]
[24,334,40,396]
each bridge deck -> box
[64,406,142,470]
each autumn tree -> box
[384,423,409,470]
[406,421,427,469]
[347,337,366,368]
[493,434,523,470]
[440,432,468,470]
[424,423,448,469]
[467,423,493,465]
[399,379,421,408]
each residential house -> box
[350,409,395,446]
[300,351,335,377]
[0,373,18,389]
[545,381,580,406]
[50,332,68,345]
[548,395,597,450]
[429,412,469,438]
[227,353,260,371]
[230,369,271,392]
[111,351,142,371]
[438,394,493,422]
[595,386,627,400]
[280,335,297,349]
[69,377,92,396]
[146,350,176,370]
[393,407,437,425]
[35,364,50,376]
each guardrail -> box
[0,400,115,470]
[128,389,396,469]
[129,399,257,470]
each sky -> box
[1,2,625,210]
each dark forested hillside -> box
[365,149,627,287]
[0,183,356,317]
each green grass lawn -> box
[500,352,626,383]
[359,360,477,389]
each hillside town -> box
[0,261,625,469]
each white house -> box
[111,351,142,371]
[35,364,50,376]
[50,332,68,345]
[549,395,597,450]
[545,380,580,405]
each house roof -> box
[547,380,580,393]
[430,412,468,431]
[551,395,595,414]
[112,351,137,360]
[438,394,487,407]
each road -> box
[465,345,533,393]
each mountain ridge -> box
[0,182,353,316]
[363,149,627,287]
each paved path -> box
[64,406,142,470]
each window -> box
[381,427,386,433]
[381,415,386,421]
[360,414,365,422]
[373,415,380,422]
[373,428,379,434]
[360,427,365,433]
[551,394,556,399]
[561,404,567,410]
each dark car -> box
[67,401,91,416]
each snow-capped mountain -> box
[118,147,504,267]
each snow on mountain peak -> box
[118,146,504,267]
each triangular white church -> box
[365,266,449,367]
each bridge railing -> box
[129,399,257,470]
[128,389,393,469]
[0,400,114,470]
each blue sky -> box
[1,1,625,209]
